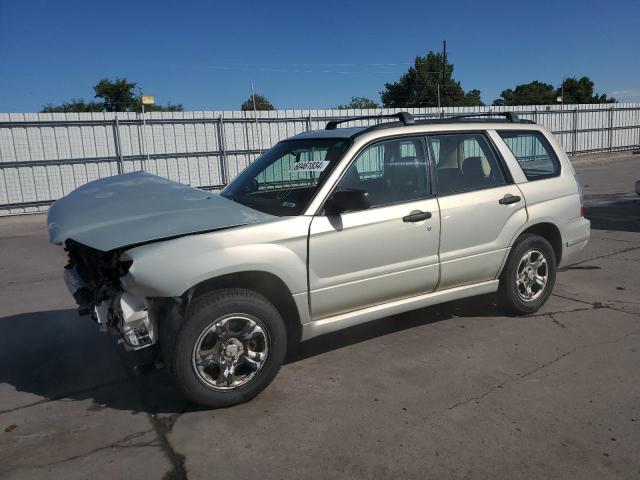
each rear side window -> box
[499,131,560,181]
[427,132,506,196]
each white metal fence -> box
[1,103,639,215]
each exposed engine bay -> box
[64,239,158,350]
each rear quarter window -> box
[499,131,561,181]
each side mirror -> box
[326,189,370,214]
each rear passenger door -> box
[427,132,527,290]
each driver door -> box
[308,136,440,320]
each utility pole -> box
[438,40,446,111]
[251,81,258,113]
[442,40,447,85]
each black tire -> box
[498,233,557,315]
[171,288,287,408]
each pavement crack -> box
[551,293,640,318]
[0,378,130,416]
[550,293,602,307]
[2,429,158,471]
[525,306,593,318]
[2,273,64,287]
[565,244,640,268]
[549,313,567,328]
[596,236,640,245]
[446,329,640,412]
[148,412,188,480]
[108,341,188,480]
[446,348,577,411]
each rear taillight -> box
[575,176,584,216]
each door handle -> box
[499,194,521,205]
[403,210,432,222]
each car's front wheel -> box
[171,288,287,408]
[498,233,557,315]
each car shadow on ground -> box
[0,295,501,414]
[0,308,189,415]
[584,193,640,233]
[286,294,500,363]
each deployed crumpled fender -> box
[47,171,277,251]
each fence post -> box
[217,115,228,186]
[139,110,150,171]
[572,108,578,155]
[638,106,640,148]
[113,115,124,174]
[608,106,614,151]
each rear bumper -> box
[559,217,591,267]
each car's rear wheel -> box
[171,288,287,408]
[498,233,557,315]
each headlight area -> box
[90,290,156,350]
[95,292,182,352]
[109,257,161,351]
[63,242,155,350]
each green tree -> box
[337,96,380,109]
[41,99,103,113]
[556,77,616,104]
[380,51,484,108]
[493,77,617,106]
[93,78,138,111]
[492,81,556,106]
[458,89,484,107]
[241,94,274,111]
[41,78,184,112]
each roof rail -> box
[444,112,520,122]
[325,112,415,130]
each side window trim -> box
[318,134,433,214]
[423,135,440,197]
[424,134,442,197]
[426,131,511,197]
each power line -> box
[144,62,407,75]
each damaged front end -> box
[64,240,157,350]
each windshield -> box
[222,138,351,216]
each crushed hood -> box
[47,171,276,251]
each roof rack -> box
[444,112,520,122]
[325,112,415,130]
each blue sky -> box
[0,0,639,112]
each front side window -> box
[336,136,430,208]
[427,133,506,195]
[222,138,350,215]
[499,131,560,180]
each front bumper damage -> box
[64,262,158,351]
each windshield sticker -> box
[290,161,330,172]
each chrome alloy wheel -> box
[192,314,269,391]
[515,249,549,302]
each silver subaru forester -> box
[48,112,590,407]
